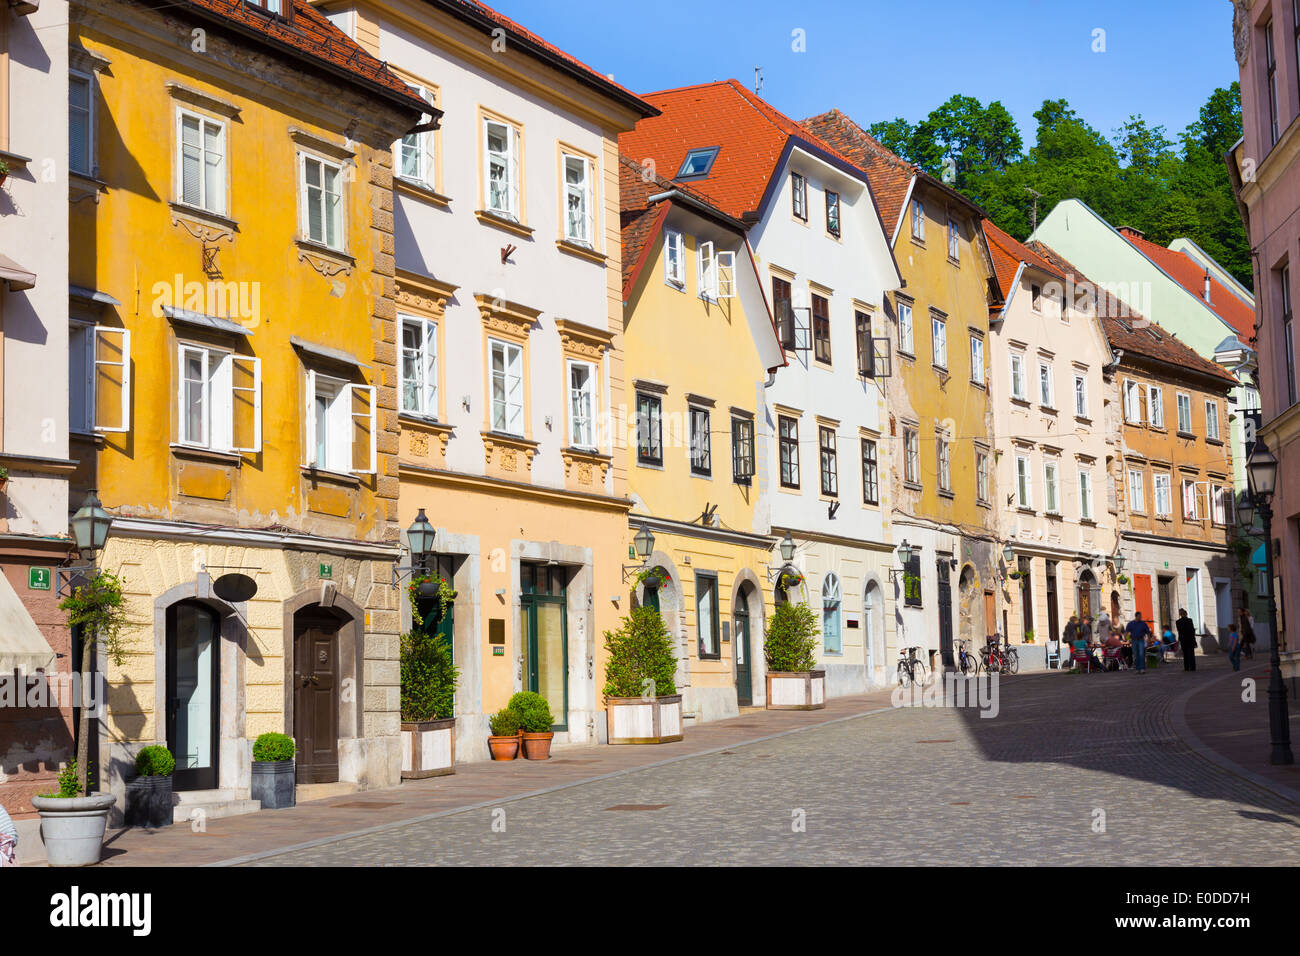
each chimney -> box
[1117,225,1145,240]
[1203,269,1212,304]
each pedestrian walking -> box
[1126,611,1152,673]
[1176,608,1198,672]
[1240,608,1257,658]
[1064,615,1079,646]
[1227,627,1243,671]
[0,803,17,867]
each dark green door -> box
[520,562,568,732]
[644,584,660,612]
[734,596,752,706]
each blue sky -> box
[489,0,1240,148]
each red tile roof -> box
[982,219,1064,301]
[171,0,431,114]
[1116,228,1256,342]
[1026,240,1238,389]
[618,81,865,221]
[800,109,914,237]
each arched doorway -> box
[166,601,221,792]
[821,573,842,654]
[1077,569,1099,621]
[863,581,883,683]
[293,607,343,783]
[734,583,754,705]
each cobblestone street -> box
[223,658,1300,867]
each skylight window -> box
[676,147,719,180]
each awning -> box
[163,305,251,337]
[0,253,36,291]
[290,335,369,369]
[1252,543,1267,567]
[70,284,122,307]
[0,569,55,674]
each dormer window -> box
[676,147,719,180]
[245,0,289,18]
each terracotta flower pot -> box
[488,735,519,760]
[521,731,554,760]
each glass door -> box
[520,563,568,731]
[166,602,220,792]
[734,594,752,706]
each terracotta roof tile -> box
[800,109,915,236]
[982,220,1064,300]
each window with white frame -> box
[1205,400,1220,440]
[970,334,985,385]
[791,171,807,220]
[818,425,838,497]
[1148,385,1164,428]
[938,436,952,492]
[1079,467,1093,520]
[399,314,437,418]
[822,573,842,654]
[947,216,960,260]
[1124,380,1143,423]
[1016,453,1032,508]
[1212,484,1230,525]
[305,370,375,473]
[696,241,735,301]
[1176,392,1193,433]
[904,427,919,485]
[664,229,685,286]
[1038,361,1055,408]
[1128,468,1146,513]
[178,344,262,453]
[1010,352,1026,400]
[911,199,924,240]
[976,449,990,504]
[396,85,437,188]
[484,118,520,219]
[1044,458,1060,514]
[69,324,132,434]
[1154,472,1173,517]
[825,190,841,237]
[563,153,593,244]
[932,315,947,369]
[70,71,94,177]
[898,301,915,354]
[1074,373,1088,417]
[568,360,596,449]
[177,110,226,215]
[300,153,343,250]
[1181,478,1202,520]
[489,339,524,435]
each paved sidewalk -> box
[97,688,900,866]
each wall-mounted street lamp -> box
[59,489,112,596]
[1001,543,1015,565]
[392,508,439,590]
[766,531,798,584]
[622,523,657,582]
[1246,440,1291,766]
[1112,552,1126,575]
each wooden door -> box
[937,559,954,668]
[293,613,340,784]
[1134,573,1154,624]
[984,591,996,639]
[1045,562,1060,644]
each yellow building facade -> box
[69,0,428,814]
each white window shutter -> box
[699,241,715,297]
[507,126,519,216]
[92,326,131,433]
[716,250,735,299]
[349,384,377,474]
[506,345,523,435]
[230,355,261,453]
[304,368,318,466]
[210,353,234,451]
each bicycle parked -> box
[979,634,1019,674]
[896,646,929,687]
[956,638,980,676]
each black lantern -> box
[633,524,655,561]
[1248,440,1279,501]
[70,489,111,556]
[1236,490,1255,529]
[407,508,436,558]
[779,531,796,563]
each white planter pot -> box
[765,670,826,710]
[401,718,456,778]
[606,695,683,744]
[31,794,117,866]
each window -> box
[1038,361,1054,407]
[1079,467,1093,520]
[1283,265,1297,406]
[179,344,262,454]
[676,146,719,180]
[484,118,520,219]
[399,314,437,418]
[245,0,285,13]
[300,154,343,249]
[932,315,948,369]
[1176,392,1192,434]
[947,216,960,260]
[970,335,985,385]
[489,339,524,435]
[819,426,838,497]
[1148,385,1164,428]
[791,171,807,220]
[1205,400,1220,440]
[911,199,924,240]
[1016,454,1032,508]
[773,277,795,350]
[825,190,841,237]
[812,293,831,363]
[305,371,375,473]
[937,436,951,492]
[1010,352,1026,400]
[563,153,593,244]
[976,450,990,505]
[822,573,842,654]
[637,393,662,465]
[1213,485,1231,526]
[69,72,93,177]
[904,428,920,485]
[898,301,914,354]
[1044,459,1059,514]
[1031,284,1042,311]
[697,241,735,300]
[1123,380,1143,423]
[69,325,131,434]
[861,438,879,505]
[396,85,437,188]
[1074,373,1088,417]
[779,415,800,488]
[1154,472,1173,517]
[568,360,596,449]
[689,406,711,476]
[1267,20,1281,145]
[1182,478,1203,521]
[696,572,720,660]
[855,311,875,378]
[176,110,226,215]
[664,230,685,286]
[1128,468,1145,513]
[732,416,755,483]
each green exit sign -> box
[28,567,50,591]
[319,563,333,579]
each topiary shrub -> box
[400,629,459,721]
[488,708,520,737]
[765,601,819,672]
[252,732,295,763]
[602,606,678,700]
[507,691,554,733]
[135,745,176,777]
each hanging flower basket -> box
[409,573,456,628]
[1117,574,1130,586]
[778,571,805,591]
[634,565,670,589]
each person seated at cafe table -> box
[1072,634,1103,672]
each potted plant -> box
[124,745,175,829]
[509,691,555,760]
[1117,573,1131,586]
[488,708,521,760]
[0,159,10,188]
[1023,628,1035,644]
[250,732,296,809]
[633,565,671,590]
[0,465,9,492]
[764,601,825,710]
[31,759,117,866]
[602,606,682,745]
[399,620,459,779]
